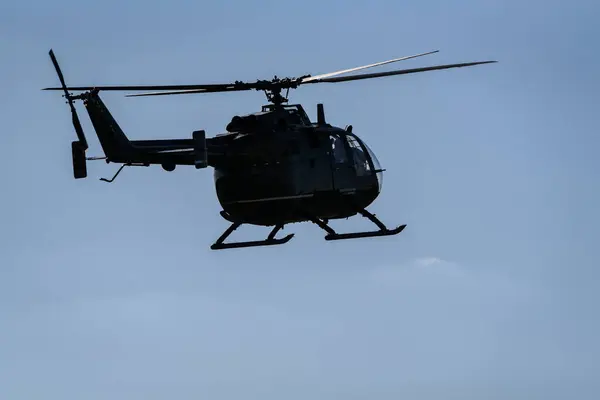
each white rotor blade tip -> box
[302,50,439,83]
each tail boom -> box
[46,49,210,180]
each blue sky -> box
[1,0,599,398]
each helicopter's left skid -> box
[210,222,295,250]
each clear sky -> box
[2,0,599,399]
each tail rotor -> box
[48,49,88,178]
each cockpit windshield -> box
[346,135,370,176]
[328,132,384,192]
[350,135,383,192]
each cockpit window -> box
[361,139,383,191]
[330,134,347,163]
[362,141,381,171]
[346,135,371,176]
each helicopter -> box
[44,49,496,250]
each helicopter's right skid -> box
[309,208,406,241]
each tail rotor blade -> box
[48,49,88,150]
[71,109,86,149]
[49,49,69,98]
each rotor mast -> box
[259,75,309,107]
[264,85,288,107]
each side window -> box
[347,136,371,176]
[330,134,348,164]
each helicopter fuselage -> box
[69,91,386,228]
[212,126,383,226]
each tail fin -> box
[82,92,137,162]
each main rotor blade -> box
[301,50,439,83]
[124,87,250,97]
[305,60,497,84]
[42,83,244,92]
[42,50,439,91]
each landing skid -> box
[210,209,403,250]
[310,209,406,241]
[210,222,294,250]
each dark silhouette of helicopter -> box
[44,49,496,250]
